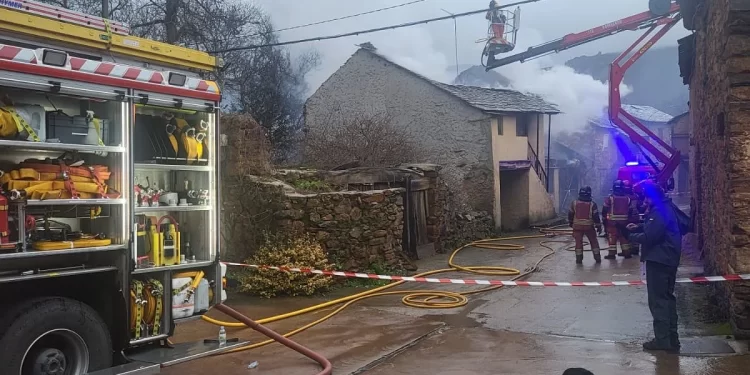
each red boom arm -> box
[484,2,683,186]
[609,15,682,186]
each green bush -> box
[236,234,335,298]
[292,179,332,193]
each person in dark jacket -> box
[624,181,682,352]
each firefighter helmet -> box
[612,180,624,194]
[578,186,592,199]
[622,180,632,193]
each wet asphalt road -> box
[163,232,750,374]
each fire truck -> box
[0,1,243,374]
[485,0,682,195]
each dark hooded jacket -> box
[628,198,682,268]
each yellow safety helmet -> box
[0,108,19,138]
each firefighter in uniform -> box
[602,180,636,259]
[623,180,641,256]
[568,186,602,264]
[486,1,508,43]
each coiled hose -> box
[200,228,574,357]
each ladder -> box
[0,0,217,72]
[0,0,130,35]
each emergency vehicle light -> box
[168,72,187,87]
[625,161,639,166]
[41,49,68,67]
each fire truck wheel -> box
[0,297,113,374]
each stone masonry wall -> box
[691,0,750,337]
[275,188,412,271]
[304,49,495,215]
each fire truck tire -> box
[0,297,113,374]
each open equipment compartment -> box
[129,99,220,344]
[0,81,128,268]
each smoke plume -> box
[256,0,645,133]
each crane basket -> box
[479,7,521,66]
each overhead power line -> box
[210,0,540,53]
[261,0,428,36]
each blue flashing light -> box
[625,161,639,166]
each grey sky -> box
[254,0,688,90]
[252,0,687,133]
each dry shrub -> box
[222,113,272,176]
[236,234,335,298]
[304,111,424,169]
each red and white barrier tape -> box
[221,262,750,287]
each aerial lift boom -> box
[484,2,683,189]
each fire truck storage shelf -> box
[0,138,126,153]
[132,260,214,275]
[0,1,218,72]
[0,244,124,260]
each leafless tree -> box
[37,0,320,162]
[304,111,425,169]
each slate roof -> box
[621,104,673,123]
[356,45,560,115]
[589,104,674,129]
[431,82,560,114]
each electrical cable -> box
[248,0,428,38]
[201,227,573,354]
[209,0,540,53]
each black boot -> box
[604,250,617,260]
[593,253,602,264]
[576,255,583,264]
[643,339,678,353]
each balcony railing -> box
[528,143,548,191]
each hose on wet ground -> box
[199,226,576,357]
[214,304,333,375]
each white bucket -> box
[172,277,195,319]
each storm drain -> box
[677,337,736,356]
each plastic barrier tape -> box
[222,262,750,287]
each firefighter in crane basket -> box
[568,186,602,265]
[486,1,509,46]
[623,179,641,256]
[602,180,638,260]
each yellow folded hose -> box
[201,230,573,354]
[32,238,112,251]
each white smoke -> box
[491,25,633,133]
[255,0,644,133]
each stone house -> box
[677,0,750,337]
[582,105,674,203]
[669,111,691,195]
[303,44,561,231]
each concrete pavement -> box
[163,233,750,374]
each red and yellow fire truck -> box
[0,1,241,374]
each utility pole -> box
[441,9,459,79]
[101,0,109,18]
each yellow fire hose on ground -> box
[198,227,576,354]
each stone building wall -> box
[275,188,412,271]
[690,0,750,337]
[304,48,495,215]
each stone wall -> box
[275,188,413,271]
[304,48,495,215]
[690,0,750,337]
